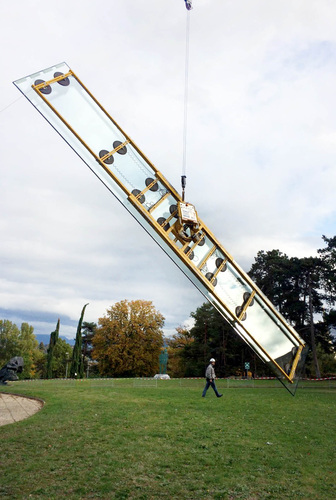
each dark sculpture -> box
[0,356,24,384]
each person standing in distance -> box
[202,358,223,398]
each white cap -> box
[210,358,215,362]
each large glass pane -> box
[37,75,162,197]
[243,297,297,360]
[214,262,252,314]
[14,63,306,392]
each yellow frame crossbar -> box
[99,140,130,163]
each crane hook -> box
[184,0,193,11]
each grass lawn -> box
[0,379,335,499]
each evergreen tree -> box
[295,257,326,378]
[317,235,336,359]
[318,235,336,311]
[188,302,266,378]
[37,338,72,379]
[70,304,88,378]
[81,321,97,378]
[248,250,294,317]
[248,248,334,377]
[51,338,73,378]
[324,309,336,333]
[167,327,195,377]
[81,321,96,359]
[47,319,60,379]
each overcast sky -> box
[1,0,336,341]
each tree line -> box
[0,300,165,379]
[1,236,335,379]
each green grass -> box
[1,379,335,499]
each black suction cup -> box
[157,217,170,231]
[113,141,127,155]
[54,72,70,86]
[132,189,145,204]
[34,79,52,95]
[205,272,217,287]
[169,204,178,218]
[145,177,159,192]
[99,150,114,165]
[235,306,247,321]
[243,292,254,306]
[184,247,194,260]
[215,258,227,272]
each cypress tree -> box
[46,319,60,379]
[70,303,88,378]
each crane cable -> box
[182,5,191,201]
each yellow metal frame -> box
[288,345,304,380]
[198,245,217,271]
[34,70,73,89]
[99,140,130,163]
[31,70,305,383]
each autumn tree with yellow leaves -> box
[92,300,164,377]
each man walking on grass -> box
[202,358,223,398]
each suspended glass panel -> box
[243,297,297,360]
[14,63,306,394]
[214,262,253,315]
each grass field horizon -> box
[1,379,335,499]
